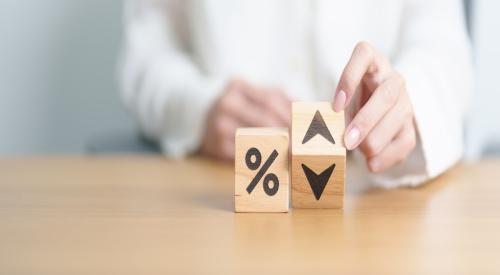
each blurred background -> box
[0,0,498,158]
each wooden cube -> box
[291,102,346,208]
[292,102,345,150]
[292,148,346,208]
[235,128,289,212]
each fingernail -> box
[333,90,346,112]
[345,126,360,149]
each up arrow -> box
[302,110,335,145]
[301,163,336,200]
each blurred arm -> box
[370,0,473,187]
[119,0,223,157]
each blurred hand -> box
[200,78,291,160]
[333,42,416,173]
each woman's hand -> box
[333,42,417,173]
[201,78,291,160]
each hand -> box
[200,78,292,160]
[333,42,416,173]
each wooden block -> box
[292,101,345,154]
[291,148,345,208]
[291,102,346,208]
[235,128,289,212]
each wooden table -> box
[0,156,499,274]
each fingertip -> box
[344,125,360,150]
[368,159,381,173]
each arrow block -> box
[292,148,346,208]
[235,128,289,212]
[292,102,345,150]
[291,102,346,208]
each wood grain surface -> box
[0,156,499,274]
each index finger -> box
[333,41,376,112]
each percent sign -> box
[245,147,279,196]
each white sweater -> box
[120,0,472,188]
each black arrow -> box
[302,110,335,145]
[301,163,336,200]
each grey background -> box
[0,0,135,154]
[0,0,498,157]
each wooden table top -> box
[0,156,499,274]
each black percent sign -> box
[245,147,279,196]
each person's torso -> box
[182,0,404,100]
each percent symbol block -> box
[291,102,346,209]
[235,128,289,212]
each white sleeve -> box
[119,0,224,158]
[369,0,473,187]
